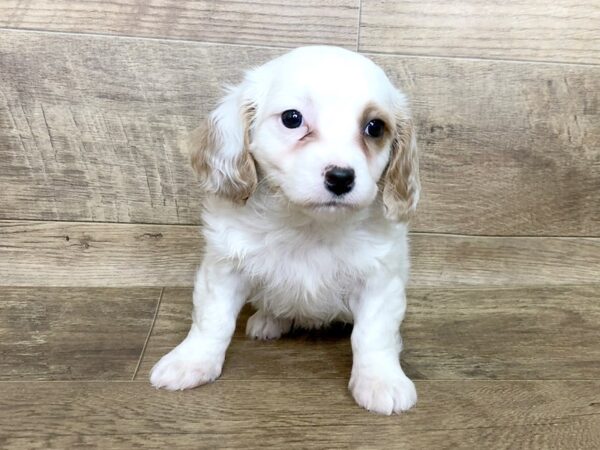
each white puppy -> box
[150,46,421,415]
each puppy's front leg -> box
[349,275,417,415]
[150,259,248,390]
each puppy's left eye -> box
[364,119,385,138]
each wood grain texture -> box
[409,234,600,288]
[136,291,354,380]
[0,0,359,48]
[0,221,203,287]
[3,221,599,287]
[360,0,600,64]
[5,421,599,450]
[0,30,280,225]
[0,381,598,449]
[1,5,599,448]
[1,30,599,234]
[380,55,600,236]
[0,287,159,381]
[136,285,600,381]
[402,285,600,380]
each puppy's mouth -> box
[304,201,356,211]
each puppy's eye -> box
[364,119,385,138]
[281,109,303,129]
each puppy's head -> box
[189,46,420,220]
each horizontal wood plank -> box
[136,295,354,380]
[0,221,203,287]
[2,221,599,287]
[0,31,281,225]
[1,31,599,234]
[0,381,598,449]
[137,285,600,381]
[378,55,600,236]
[403,285,600,380]
[0,287,159,380]
[360,0,600,64]
[0,0,358,48]
[5,420,599,450]
[410,234,600,288]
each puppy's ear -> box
[382,104,421,221]
[188,84,257,203]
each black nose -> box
[324,166,355,196]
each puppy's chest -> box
[223,224,383,321]
[242,228,366,289]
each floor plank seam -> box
[0,217,201,227]
[6,421,584,438]
[406,283,600,291]
[362,47,600,67]
[355,0,363,52]
[0,379,597,384]
[410,231,600,239]
[1,26,599,68]
[131,287,164,381]
[2,218,599,239]
[0,26,295,51]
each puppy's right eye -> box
[281,110,303,129]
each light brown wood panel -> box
[410,234,600,288]
[136,285,600,381]
[0,221,203,287]
[0,0,359,48]
[0,381,598,449]
[3,221,599,287]
[0,287,159,381]
[360,0,600,64]
[136,294,354,380]
[2,31,599,234]
[402,285,600,380]
[0,31,280,225]
[377,55,600,236]
[4,419,599,450]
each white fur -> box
[151,46,419,415]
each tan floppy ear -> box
[382,115,421,221]
[188,86,257,203]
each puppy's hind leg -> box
[246,309,292,340]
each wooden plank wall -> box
[360,0,600,64]
[2,32,599,235]
[0,25,598,288]
[0,0,359,48]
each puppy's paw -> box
[246,310,292,340]
[349,368,417,415]
[150,348,222,391]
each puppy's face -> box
[190,46,420,220]
[251,49,398,212]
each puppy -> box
[150,46,420,415]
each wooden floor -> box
[1,1,599,449]
[1,286,600,448]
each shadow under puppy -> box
[151,46,421,415]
